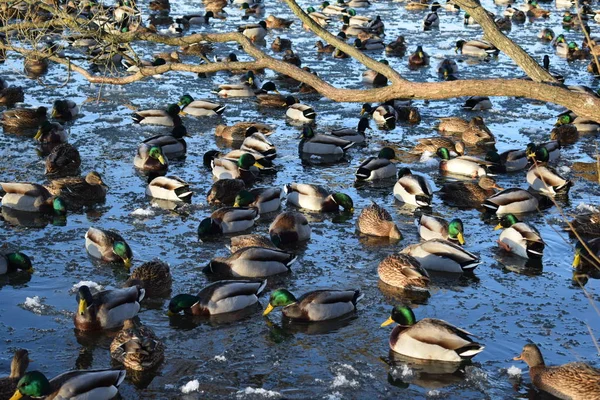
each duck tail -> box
[355,166,370,180]
[283,183,292,195]
[457,343,485,358]
[481,199,499,212]
[215,104,227,115]
[353,289,364,305]
[555,179,573,194]
[131,113,144,124]
[526,241,545,259]
[415,194,431,207]
[137,288,146,303]
[256,279,268,296]
[285,253,298,268]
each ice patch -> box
[181,380,199,394]
[338,364,359,375]
[325,392,343,400]
[330,374,359,388]
[214,355,227,362]
[507,366,522,377]
[131,207,155,217]
[576,203,599,213]
[71,281,103,293]
[427,389,441,398]
[235,387,281,398]
[558,166,571,174]
[21,296,47,315]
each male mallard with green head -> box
[85,227,133,268]
[134,145,168,173]
[284,183,353,212]
[401,239,480,273]
[74,285,144,330]
[1,252,33,275]
[178,94,226,117]
[52,99,79,121]
[416,215,465,244]
[299,125,354,156]
[355,147,397,181]
[234,187,282,214]
[132,103,181,127]
[204,247,296,278]
[0,182,66,215]
[495,214,544,259]
[263,288,363,321]
[140,125,189,160]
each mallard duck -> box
[438,59,458,80]
[0,349,29,400]
[567,213,600,238]
[285,96,316,123]
[439,176,502,208]
[124,260,172,297]
[1,106,47,129]
[361,103,397,128]
[284,183,354,212]
[282,49,302,67]
[179,42,214,56]
[140,125,188,160]
[0,182,66,215]
[229,234,276,252]
[234,188,282,214]
[456,39,499,57]
[132,104,181,127]
[550,124,578,145]
[362,66,388,87]
[462,96,493,111]
[528,140,560,162]
[33,121,66,144]
[241,2,263,14]
[572,237,600,272]
[354,38,385,51]
[555,113,600,133]
[263,288,363,321]
[538,28,555,41]
[255,93,288,108]
[355,147,397,181]
[381,305,484,362]
[211,154,260,184]
[495,213,544,259]
[333,48,350,59]
[269,211,311,244]
[51,99,79,121]
[316,40,335,53]
[240,128,276,159]
[169,279,267,317]
[408,45,430,67]
[110,318,164,371]
[46,171,108,206]
[357,202,402,239]
[45,143,81,177]
[178,95,226,117]
[482,188,539,215]
[514,343,600,400]
[207,179,245,206]
[198,206,258,237]
[0,85,24,108]
[423,10,439,29]
[401,238,480,273]
[330,117,370,144]
[438,117,470,133]
[437,147,489,178]
[495,16,511,32]
[299,125,354,155]
[393,168,433,207]
[405,1,430,11]
[239,21,267,42]
[134,145,168,173]
[215,122,273,141]
[266,15,293,29]
[10,369,126,400]
[377,254,428,291]
[411,137,464,156]
[205,247,296,277]
[320,1,347,15]
[347,0,371,7]
[461,123,496,146]
[385,36,407,56]
[527,149,572,196]
[85,227,132,268]
[74,285,144,330]
[146,175,192,202]
[306,6,331,26]
[485,149,529,172]
[417,215,465,244]
[1,252,33,275]
[527,3,550,18]
[271,37,292,52]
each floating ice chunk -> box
[181,380,200,394]
[71,281,103,293]
[235,387,281,398]
[132,207,155,217]
[330,374,359,388]
[507,366,522,377]
[576,203,599,213]
[214,355,227,362]
[325,392,343,400]
[22,296,47,315]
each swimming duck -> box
[555,112,600,133]
[0,349,29,400]
[33,121,66,144]
[0,85,24,108]
[439,176,502,208]
[204,247,296,277]
[456,39,499,57]
[527,148,572,196]
[299,125,354,156]
[269,211,312,244]
[514,343,600,400]
[177,11,215,25]
[266,15,294,29]
[263,288,363,321]
[124,260,172,298]
[146,175,192,202]
[316,40,335,53]
[393,168,433,207]
[355,147,397,181]
[1,106,47,129]
[385,36,407,56]
[229,235,276,253]
[495,213,544,259]
[527,2,550,18]
[198,206,259,237]
[462,96,493,111]
[495,16,511,32]
[51,99,79,121]
[134,145,168,173]
[550,124,578,145]
[528,140,560,162]
[461,123,496,147]
[285,96,317,123]
[282,49,302,67]
[357,202,402,239]
[306,6,331,26]
[110,318,164,372]
[46,171,108,206]
[74,284,144,330]
[361,103,397,129]
[411,137,464,156]
[10,369,126,400]
[438,59,458,80]
[417,215,465,244]
[239,21,268,42]
[401,238,481,273]
[178,95,226,117]
[85,227,132,268]
[168,280,267,315]
[567,213,600,238]
[211,153,260,184]
[408,45,430,67]
[330,117,370,144]
[0,182,66,215]
[132,104,181,127]
[437,147,489,178]
[240,128,276,159]
[234,187,282,214]
[140,125,188,160]
[320,1,347,15]
[354,38,385,51]
[423,10,439,29]
[437,117,470,133]
[215,122,273,141]
[45,143,81,177]
[217,81,278,97]
[381,305,484,362]
[271,37,292,52]
[538,28,555,41]
[241,2,263,15]
[1,252,33,275]
[362,62,389,86]
[284,183,354,212]
[207,179,246,206]
[485,149,529,172]
[482,188,539,215]
[255,93,288,108]
[572,238,600,273]
[377,254,428,291]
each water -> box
[1,0,599,398]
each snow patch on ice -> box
[235,387,281,398]
[180,380,199,394]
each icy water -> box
[1,0,600,398]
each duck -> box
[381,305,484,362]
[354,38,385,51]
[146,175,192,202]
[514,343,600,400]
[408,45,430,67]
[33,121,66,144]
[527,2,550,18]
[139,125,188,160]
[0,182,66,215]
[134,145,168,173]
[74,285,144,330]
[567,213,600,238]
[198,207,259,237]
[461,122,496,146]
[46,171,108,206]
[439,176,502,208]
[529,140,560,162]
[320,1,347,15]
[572,238,600,273]
[438,59,458,80]
[437,147,490,178]
[306,6,331,26]
[377,254,429,291]
[240,127,277,159]
[241,2,263,15]
[217,81,279,97]
[538,27,555,41]
[45,143,81,177]
[271,37,292,52]
[437,117,470,133]
[347,0,371,7]
[393,168,433,207]
[495,16,511,32]
[0,349,30,400]
[411,137,464,156]
[132,104,181,127]
[284,183,354,212]
[204,247,296,277]
[283,49,302,67]
[550,124,578,145]
[462,96,493,111]
[385,36,407,56]
[362,65,388,87]
[555,112,600,133]
[263,288,363,321]
[234,187,282,214]
[316,40,335,53]
[355,147,397,181]
[495,213,544,259]
[238,21,268,42]
[482,188,540,215]
[357,202,402,239]
[299,125,354,156]
[211,153,260,184]
[124,260,172,298]
[540,55,565,83]
[0,85,24,108]
[85,227,133,268]
[330,117,370,144]
[255,92,288,108]
[417,215,465,244]
[401,238,481,273]
[266,15,293,29]
[51,99,79,121]
[207,179,246,206]
[1,252,33,275]
[269,211,312,244]
[168,280,267,316]
[485,149,529,172]
[456,39,499,57]
[1,106,47,129]
[527,148,572,196]
[110,318,164,372]
[285,96,317,123]
[229,234,277,253]
[423,10,439,29]
[9,369,126,400]
[176,11,215,25]
[361,103,397,129]
[178,94,226,117]
[215,122,273,141]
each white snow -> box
[180,380,199,394]
[131,207,155,217]
[22,296,46,314]
[71,281,103,293]
[330,374,359,388]
[325,392,343,400]
[338,364,359,375]
[235,387,281,398]
[576,202,599,213]
[507,366,522,377]
[427,390,441,398]
[214,355,227,362]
